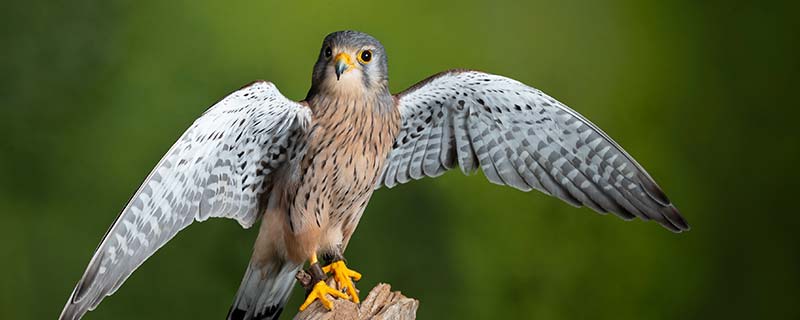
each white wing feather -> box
[60,81,310,320]
[379,70,687,232]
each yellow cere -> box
[334,52,355,67]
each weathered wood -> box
[293,270,418,320]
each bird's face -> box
[309,31,389,98]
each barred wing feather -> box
[60,81,310,320]
[379,70,687,232]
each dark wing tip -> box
[72,248,106,302]
[227,307,246,320]
[663,205,690,232]
[638,174,671,206]
[59,298,85,320]
[634,174,688,232]
[651,205,689,233]
[60,274,95,320]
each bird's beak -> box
[334,52,354,80]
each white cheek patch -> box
[323,67,367,95]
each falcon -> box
[59,30,688,320]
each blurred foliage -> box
[1,0,799,319]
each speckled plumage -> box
[60,30,686,320]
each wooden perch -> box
[294,270,418,320]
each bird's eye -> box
[324,46,332,58]
[358,50,372,63]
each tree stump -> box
[294,270,418,320]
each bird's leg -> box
[322,249,362,303]
[299,254,349,311]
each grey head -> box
[306,30,389,100]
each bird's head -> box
[308,30,389,99]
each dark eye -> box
[324,46,332,58]
[359,50,372,63]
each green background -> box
[2,0,798,319]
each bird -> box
[59,30,688,320]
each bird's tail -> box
[226,257,301,320]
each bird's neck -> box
[306,88,395,121]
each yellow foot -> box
[299,280,349,311]
[323,260,362,303]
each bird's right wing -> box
[379,70,687,232]
[60,81,311,320]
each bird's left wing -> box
[60,81,310,320]
[378,70,687,232]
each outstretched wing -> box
[60,81,311,320]
[378,70,688,232]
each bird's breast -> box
[289,96,400,233]
[308,106,398,196]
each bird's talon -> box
[322,260,362,303]
[299,280,349,311]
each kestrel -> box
[60,30,688,320]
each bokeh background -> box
[2,0,799,319]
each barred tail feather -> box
[227,259,301,320]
